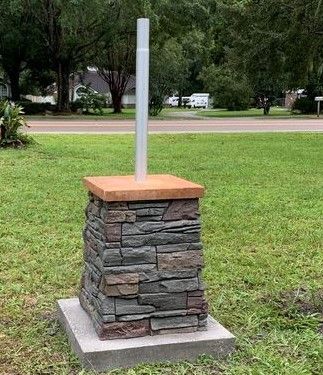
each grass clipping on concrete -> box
[0,133,322,375]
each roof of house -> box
[74,71,136,95]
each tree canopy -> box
[0,0,322,113]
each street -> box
[26,118,323,134]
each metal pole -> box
[318,101,321,118]
[135,18,150,182]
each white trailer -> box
[167,93,210,109]
[189,93,210,109]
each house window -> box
[0,84,8,99]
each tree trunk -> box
[178,95,183,108]
[263,103,271,115]
[8,70,21,102]
[0,124,6,141]
[56,61,71,112]
[111,91,123,113]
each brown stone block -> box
[105,283,138,297]
[98,319,150,340]
[104,211,136,223]
[105,273,139,285]
[100,273,139,296]
[105,224,121,242]
[157,251,204,271]
[187,296,208,314]
[163,199,199,221]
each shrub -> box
[16,101,53,115]
[0,101,32,148]
[70,100,83,113]
[72,86,106,114]
[292,97,317,114]
[149,95,164,116]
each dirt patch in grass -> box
[279,288,323,316]
[266,288,323,334]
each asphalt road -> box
[26,118,323,134]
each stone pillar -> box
[58,175,235,370]
[79,175,208,340]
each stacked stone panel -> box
[80,193,208,340]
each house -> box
[72,70,136,108]
[25,69,136,108]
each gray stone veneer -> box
[79,193,208,340]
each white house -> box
[25,70,136,107]
[72,70,136,107]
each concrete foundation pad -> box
[58,298,235,372]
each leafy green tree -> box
[223,0,323,113]
[94,0,207,113]
[282,0,323,89]
[217,1,288,114]
[93,0,159,113]
[200,64,252,110]
[0,0,40,101]
[158,1,220,103]
[94,1,137,114]
[149,39,188,115]
[30,0,113,112]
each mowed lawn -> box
[200,107,309,118]
[0,133,322,375]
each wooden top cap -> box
[83,174,204,202]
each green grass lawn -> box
[26,107,314,121]
[200,107,311,118]
[26,108,137,121]
[25,107,192,121]
[0,133,322,374]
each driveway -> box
[26,118,323,134]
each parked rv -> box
[189,93,210,109]
[167,93,210,109]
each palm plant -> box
[0,101,30,147]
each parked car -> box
[168,96,179,107]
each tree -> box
[96,33,136,113]
[0,0,40,101]
[200,64,252,110]
[149,39,188,115]
[94,0,157,113]
[94,0,213,113]
[157,1,218,104]
[222,0,323,113]
[30,0,113,112]
[216,1,288,114]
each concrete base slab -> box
[58,297,235,372]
